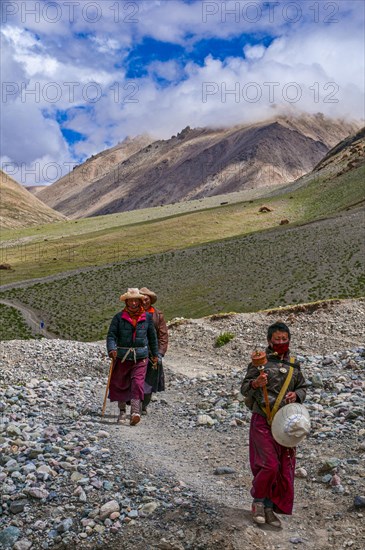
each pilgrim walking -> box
[106,288,158,426]
[139,287,168,414]
[241,322,309,528]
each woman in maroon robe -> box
[241,322,307,528]
[107,288,158,426]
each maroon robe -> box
[249,413,296,514]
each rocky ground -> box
[0,299,364,550]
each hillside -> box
[25,185,47,195]
[0,171,65,229]
[314,126,365,176]
[36,134,153,211]
[1,125,364,340]
[36,114,359,218]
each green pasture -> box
[0,162,364,341]
[0,165,364,286]
[1,208,364,341]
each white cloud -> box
[1,1,364,185]
[244,44,266,60]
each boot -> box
[130,399,141,426]
[142,393,152,415]
[252,501,265,525]
[117,401,126,423]
[264,507,282,528]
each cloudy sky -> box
[1,0,364,185]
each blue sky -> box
[1,0,364,184]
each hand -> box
[285,391,297,404]
[108,350,117,360]
[252,372,268,389]
[151,357,158,369]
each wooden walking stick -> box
[251,350,272,424]
[102,357,115,417]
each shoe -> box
[264,507,282,528]
[141,407,147,416]
[117,411,126,423]
[252,502,265,525]
[130,413,141,426]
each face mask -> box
[271,342,289,355]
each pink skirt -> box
[109,358,148,402]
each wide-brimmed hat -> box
[271,404,311,448]
[139,287,157,304]
[120,288,144,302]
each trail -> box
[97,354,334,550]
[0,298,58,339]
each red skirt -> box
[249,413,296,515]
[109,358,147,403]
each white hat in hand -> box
[271,404,311,448]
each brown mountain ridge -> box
[0,171,65,230]
[36,114,360,218]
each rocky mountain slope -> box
[0,172,66,230]
[36,115,359,218]
[0,299,364,549]
[313,126,365,177]
[35,134,153,215]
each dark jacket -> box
[241,348,307,417]
[106,310,158,361]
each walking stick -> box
[252,350,271,424]
[102,357,115,417]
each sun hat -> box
[120,288,144,302]
[139,287,157,304]
[271,403,311,448]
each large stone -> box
[27,487,49,499]
[197,414,215,426]
[318,458,341,473]
[6,424,22,437]
[10,500,28,514]
[0,526,21,548]
[141,501,159,515]
[13,539,33,550]
[354,495,365,508]
[56,518,73,533]
[99,500,120,520]
[213,467,236,475]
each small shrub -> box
[215,332,235,347]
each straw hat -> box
[139,287,157,304]
[120,288,144,302]
[271,404,311,448]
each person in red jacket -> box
[140,287,168,414]
[107,288,158,426]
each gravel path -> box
[0,298,364,550]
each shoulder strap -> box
[270,358,295,423]
[261,357,295,425]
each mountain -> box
[36,114,359,218]
[35,134,153,209]
[313,126,365,176]
[25,185,47,195]
[0,171,65,229]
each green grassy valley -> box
[1,157,364,341]
[0,165,363,285]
